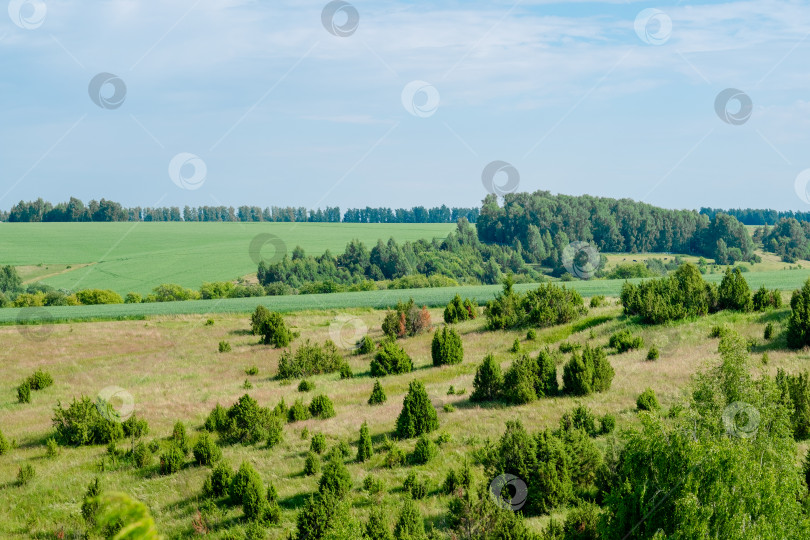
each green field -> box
[3,267,810,324]
[0,222,456,295]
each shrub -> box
[160,443,184,474]
[124,292,142,304]
[298,379,315,392]
[17,380,30,404]
[203,404,228,433]
[486,278,586,330]
[647,345,660,361]
[527,328,537,340]
[151,283,199,302]
[252,307,295,347]
[75,289,124,305]
[318,453,352,498]
[357,422,373,462]
[559,341,581,354]
[45,437,58,458]
[122,415,149,439]
[443,403,455,413]
[636,388,660,411]
[609,329,644,353]
[241,468,267,522]
[27,369,53,390]
[172,421,189,455]
[304,451,321,476]
[0,428,10,455]
[394,499,425,540]
[432,326,464,366]
[753,285,782,311]
[471,354,504,402]
[193,432,222,466]
[52,396,124,446]
[382,299,432,339]
[384,445,406,468]
[410,434,436,465]
[395,381,439,439]
[562,502,601,539]
[777,369,810,439]
[371,339,413,376]
[266,413,284,448]
[356,335,375,354]
[620,263,716,323]
[205,461,234,498]
[132,442,151,468]
[368,380,387,405]
[363,474,384,495]
[309,394,336,419]
[443,294,478,324]
[590,295,606,308]
[403,471,428,499]
[562,352,592,397]
[764,322,775,340]
[243,379,253,390]
[17,463,34,485]
[218,341,231,353]
[510,338,521,353]
[787,281,810,349]
[229,461,261,507]
[278,340,343,379]
[339,363,353,379]
[600,413,616,435]
[288,399,311,423]
[717,267,752,311]
[560,404,598,437]
[501,355,538,404]
[311,433,327,454]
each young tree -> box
[368,380,387,405]
[395,381,439,439]
[470,354,503,402]
[718,267,752,311]
[788,279,810,349]
[357,422,373,462]
[431,326,464,366]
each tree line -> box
[701,206,810,225]
[476,191,757,264]
[1,197,477,224]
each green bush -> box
[17,380,30,404]
[218,340,231,353]
[298,379,315,392]
[589,295,606,308]
[471,354,503,402]
[229,461,261,506]
[563,344,614,396]
[204,461,233,498]
[443,294,478,324]
[559,341,581,353]
[764,323,775,340]
[278,339,343,379]
[45,437,58,458]
[753,285,782,311]
[600,413,616,435]
[27,369,53,390]
[509,337,521,353]
[368,380,387,405]
[150,283,199,302]
[205,394,282,444]
[52,396,124,446]
[717,267,752,311]
[609,329,644,353]
[356,335,375,355]
[620,263,715,324]
[310,433,327,454]
[403,471,428,499]
[395,381,439,439]
[75,289,124,305]
[339,363,353,379]
[251,306,296,347]
[245,365,259,376]
[288,399,311,423]
[410,434,437,465]
[647,345,660,361]
[393,499,425,539]
[562,502,601,539]
[122,415,149,439]
[172,421,189,455]
[266,413,284,448]
[309,394,336,419]
[159,443,184,475]
[786,281,810,349]
[203,403,227,432]
[371,339,413,376]
[17,463,34,486]
[241,468,267,522]
[485,278,586,330]
[527,328,537,340]
[636,388,660,411]
[132,442,151,468]
[432,326,464,366]
[381,299,432,339]
[304,451,320,476]
[560,404,598,437]
[193,432,222,466]
[357,422,373,462]
[0,428,10,455]
[363,474,384,495]
[501,355,538,405]
[384,445,406,468]
[124,292,142,304]
[318,453,352,498]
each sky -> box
[1,0,810,213]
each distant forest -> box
[700,207,810,225]
[0,197,479,224]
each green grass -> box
[0,222,455,295]
[3,267,809,325]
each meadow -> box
[0,294,805,538]
[0,222,456,296]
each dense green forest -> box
[0,197,478,224]
[701,206,810,225]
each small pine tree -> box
[787,279,810,349]
[718,267,752,311]
[395,381,439,439]
[562,351,592,396]
[318,453,352,498]
[368,380,387,405]
[242,468,266,522]
[431,326,464,366]
[304,451,320,476]
[535,348,559,397]
[172,421,189,455]
[365,507,394,540]
[501,355,538,404]
[17,380,31,404]
[764,322,774,340]
[636,388,660,411]
[371,339,413,376]
[410,434,436,465]
[357,422,373,462]
[470,354,503,402]
[0,427,10,455]
[394,499,425,540]
[647,345,660,361]
[587,344,614,393]
[309,394,336,419]
[310,433,327,454]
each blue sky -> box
[1,0,809,212]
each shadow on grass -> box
[280,491,310,510]
[228,328,253,336]
[451,399,508,411]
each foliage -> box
[395,380,439,439]
[252,306,296,347]
[52,396,123,446]
[381,298,432,339]
[600,413,616,435]
[718,267,752,311]
[608,329,644,353]
[502,355,538,405]
[288,399,312,423]
[393,499,426,540]
[218,340,231,353]
[304,451,320,476]
[310,433,327,454]
[384,444,406,468]
[560,404,598,437]
[204,461,234,498]
[17,463,34,485]
[636,388,660,412]
[364,507,393,540]
[485,277,586,330]
[122,415,149,439]
[339,363,353,379]
[620,263,718,324]
[356,335,375,354]
[443,294,478,323]
[368,380,387,405]
[471,354,503,402]
[93,492,160,540]
[192,432,222,466]
[788,279,810,349]
[75,289,124,305]
[318,453,352,498]
[17,380,30,404]
[403,471,428,499]
[278,340,343,379]
[431,326,464,366]
[27,368,54,390]
[357,422,373,462]
[0,427,9,455]
[159,443,184,475]
[752,285,782,311]
[172,421,189,455]
[410,434,437,465]
[646,345,659,361]
[371,339,413,377]
[205,394,282,444]
[309,394,336,419]
[299,379,315,392]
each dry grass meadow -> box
[0,298,805,538]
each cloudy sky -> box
[1,0,809,212]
